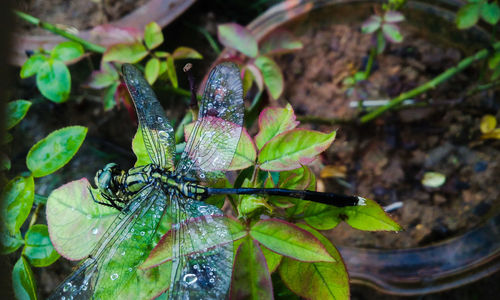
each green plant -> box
[456,0,500,29]
[0,101,87,299]
[216,23,302,120]
[46,103,400,299]
[16,10,202,111]
[20,42,84,103]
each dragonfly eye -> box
[95,163,120,193]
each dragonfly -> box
[49,62,365,300]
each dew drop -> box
[183,273,198,285]
[140,231,145,236]
[128,267,133,272]
[110,273,119,280]
[91,228,99,235]
[121,251,126,256]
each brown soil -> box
[274,10,500,249]
[17,0,149,35]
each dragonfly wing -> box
[168,195,234,299]
[176,62,244,182]
[123,64,176,170]
[48,184,168,299]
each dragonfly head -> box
[95,163,121,197]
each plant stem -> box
[14,10,106,53]
[360,41,500,123]
[364,47,376,78]
[297,115,352,125]
[28,204,41,228]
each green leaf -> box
[103,42,148,63]
[103,82,119,111]
[481,2,500,25]
[384,11,405,23]
[275,166,316,216]
[0,176,34,234]
[217,23,258,58]
[46,178,119,260]
[26,126,87,177]
[255,103,299,149]
[0,230,24,254]
[259,30,303,55]
[132,127,153,167]
[36,59,71,103]
[258,129,336,171]
[254,55,284,100]
[20,54,47,78]
[145,58,160,85]
[227,217,248,241]
[23,224,60,267]
[376,30,386,54]
[144,22,164,49]
[166,55,178,88]
[361,15,382,33]
[279,224,349,300]
[343,198,402,231]
[230,237,273,300]
[261,245,282,273]
[172,47,203,59]
[228,128,257,170]
[0,153,10,171]
[50,41,84,62]
[456,3,481,29]
[238,179,273,216]
[382,23,403,43]
[6,100,31,130]
[12,256,37,300]
[304,203,340,230]
[250,219,335,262]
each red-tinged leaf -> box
[87,62,119,89]
[218,23,258,58]
[280,166,316,217]
[102,42,148,63]
[228,128,257,170]
[362,15,382,33]
[254,55,283,100]
[261,245,282,274]
[145,58,160,85]
[259,29,303,55]
[141,216,233,269]
[250,219,334,262]
[382,23,403,43]
[258,129,336,171]
[255,103,299,150]
[303,203,340,230]
[384,11,405,23]
[342,198,402,231]
[91,25,143,44]
[119,262,172,299]
[227,217,248,241]
[144,22,163,50]
[244,63,264,91]
[230,237,273,300]
[46,178,119,260]
[115,82,137,121]
[12,256,37,300]
[279,224,349,300]
[172,46,203,59]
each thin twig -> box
[360,41,500,123]
[15,10,106,54]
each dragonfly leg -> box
[88,187,123,211]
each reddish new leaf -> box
[230,237,273,300]
[255,103,299,149]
